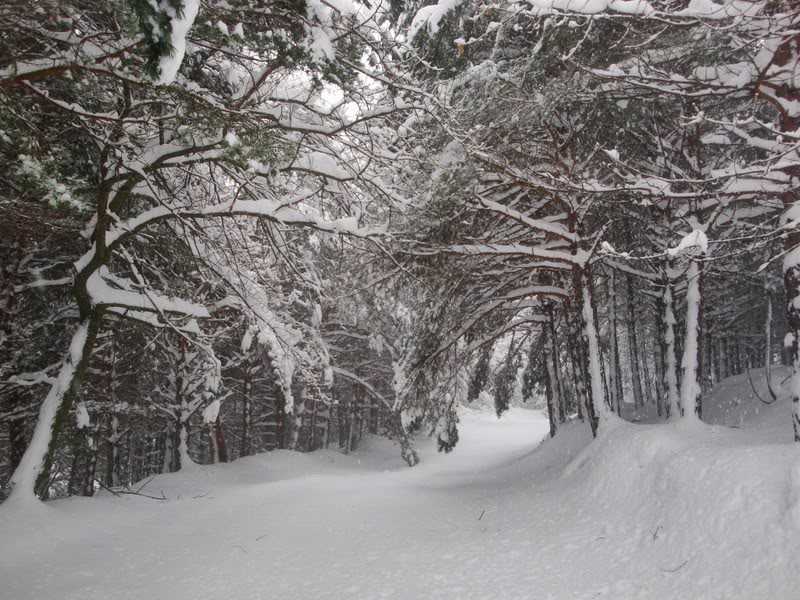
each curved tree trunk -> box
[7,312,102,503]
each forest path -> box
[1,403,796,600]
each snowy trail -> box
[1,406,798,600]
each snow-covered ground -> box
[2,374,799,600]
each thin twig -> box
[747,367,777,405]
[660,560,688,573]
[650,525,663,541]
[134,474,157,494]
[93,477,167,501]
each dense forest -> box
[0,0,798,508]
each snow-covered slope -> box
[1,376,798,600]
[703,365,794,440]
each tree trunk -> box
[67,432,82,497]
[176,403,191,470]
[8,413,27,477]
[174,339,192,471]
[289,386,306,452]
[710,336,720,384]
[543,305,560,437]
[7,313,102,503]
[368,393,379,436]
[662,270,680,419]
[579,268,608,436]
[553,330,568,423]
[607,271,623,415]
[82,416,102,497]
[640,327,655,409]
[240,362,252,457]
[107,414,121,487]
[325,390,334,449]
[567,309,585,421]
[626,275,645,410]
[161,423,174,473]
[720,336,730,380]
[765,288,774,384]
[653,329,665,418]
[275,382,289,451]
[392,412,419,466]
[106,338,121,487]
[1,235,27,475]
[784,222,800,440]
[209,414,228,463]
[309,393,319,450]
[730,336,740,376]
[679,259,704,422]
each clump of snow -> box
[157,0,201,85]
[599,240,630,257]
[408,0,465,42]
[438,140,466,167]
[202,399,221,424]
[668,228,708,257]
[74,402,90,429]
[182,319,202,335]
[391,360,407,402]
[224,131,240,146]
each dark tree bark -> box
[626,275,645,410]
[211,415,228,463]
[607,271,623,415]
[543,305,560,438]
[1,234,27,477]
[640,325,655,408]
[240,361,252,457]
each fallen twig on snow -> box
[660,560,688,573]
[650,525,663,541]
[93,477,167,501]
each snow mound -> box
[703,365,793,438]
[553,417,799,599]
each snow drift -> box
[1,373,798,599]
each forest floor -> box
[1,369,799,600]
